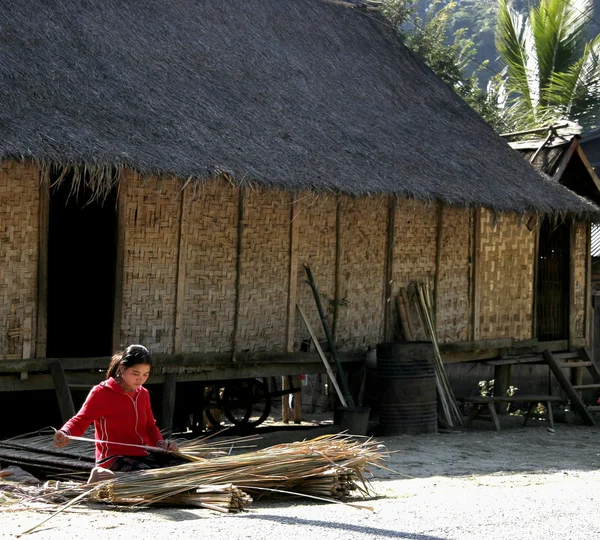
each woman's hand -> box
[157,439,178,452]
[54,430,70,448]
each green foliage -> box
[378,0,507,130]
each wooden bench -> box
[464,395,563,431]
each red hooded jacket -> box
[60,377,164,467]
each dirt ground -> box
[2,414,600,539]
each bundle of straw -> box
[91,434,384,509]
[408,281,464,428]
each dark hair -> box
[107,344,152,380]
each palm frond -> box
[543,34,600,128]
[496,0,539,112]
[531,0,593,91]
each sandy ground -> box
[2,415,600,540]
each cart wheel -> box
[204,385,224,429]
[222,379,272,427]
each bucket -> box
[337,406,371,436]
[376,341,437,435]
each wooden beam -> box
[383,196,396,342]
[173,181,189,354]
[433,202,444,323]
[232,186,245,361]
[470,208,482,341]
[112,175,126,352]
[35,176,49,358]
[0,351,365,374]
[47,359,75,422]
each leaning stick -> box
[296,304,347,408]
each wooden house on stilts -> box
[1,0,600,435]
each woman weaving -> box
[54,344,181,482]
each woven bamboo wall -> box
[574,221,587,338]
[478,210,535,340]
[335,195,387,351]
[179,180,238,353]
[236,188,290,352]
[391,199,437,340]
[294,194,337,350]
[119,172,181,353]
[436,207,472,343]
[0,160,40,360]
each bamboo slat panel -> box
[180,180,238,353]
[0,161,40,360]
[119,173,181,353]
[237,189,290,352]
[336,195,387,351]
[478,210,535,340]
[574,221,587,338]
[436,207,471,343]
[391,199,437,339]
[294,194,337,349]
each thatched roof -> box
[0,0,598,216]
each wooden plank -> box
[112,173,126,351]
[439,338,513,353]
[471,208,481,341]
[173,181,188,354]
[383,196,396,342]
[232,186,245,361]
[543,349,595,426]
[395,294,413,342]
[160,373,177,436]
[465,394,562,403]
[285,197,299,353]
[47,359,75,422]
[296,304,347,407]
[35,178,49,358]
[569,221,577,349]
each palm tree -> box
[496,0,600,131]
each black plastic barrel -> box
[376,341,437,435]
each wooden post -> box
[585,222,592,345]
[35,176,50,358]
[232,186,245,362]
[383,196,396,342]
[292,374,302,424]
[433,202,444,322]
[112,172,126,352]
[160,373,177,436]
[531,217,540,339]
[47,359,75,423]
[282,375,291,423]
[332,195,342,340]
[494,364,511,415]
[471,208,482,341]
[173,181,188,354]
[569,220,577,350]
[285,196,301,422]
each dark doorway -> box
[536,219,570,341]
[46,170,118,357]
